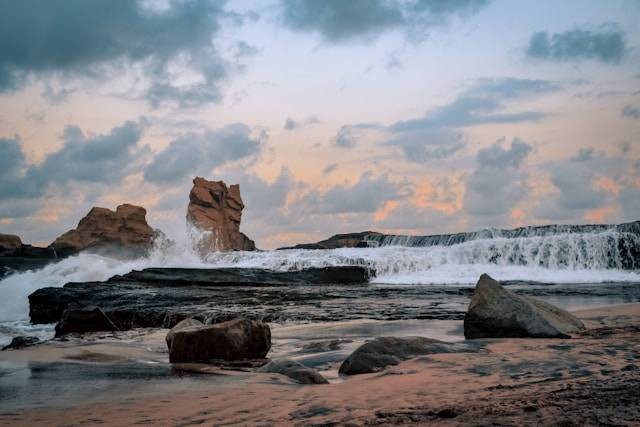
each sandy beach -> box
[1,303,638,426]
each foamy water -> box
[1,228,639,346]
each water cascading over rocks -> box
[186,177,256,252]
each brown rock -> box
[168,318,270,363]
[186,177,256,252]
[0,233,23,256]
[50,204,155,256]
[165,318,204,349]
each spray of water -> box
[0,226,638,345]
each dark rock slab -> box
[168,318,270,363]
[166,318,203,349]
[55,306,120,337]
[464,274,585,339]
[339,336,481,375]
[28,266,373,329]
[257,359,329,384]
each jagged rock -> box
[49,204,155,257]
[257,359,329,384]
[166,318,204,349]
[2,336,40,351]
[168,318,270,363]
[55,306,120,337]
[464,274,585,339]
[187,177,255,252]
[0,234,22,256]
[339,337,481,375]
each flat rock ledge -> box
[28,266,373,330]
[464,274,585,339]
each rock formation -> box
[339,337,481,375]
[0,234,22,256]
[186,177,256,252]
[55,306,119,337]
[49,204,155,257]
[464,274,585,339]
[257,359,329,384]
[168,318,271,363]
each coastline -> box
[1,303,638,426]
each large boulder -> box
[339,337,480,375]
[464,274,585,339]
[0,233,22,256]
[49,204,155,257]
[187,177,256,252]
[168,318,270,363]
[55,306,120,337]
[165,318,204,349]
[257,359,329,384]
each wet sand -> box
[1,303,639,426]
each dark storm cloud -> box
[526,24,628,64]
[463,138,532,217]
[0,0,231,107]
[622,105,640,119]
[144,124,264,183]
[280,0,489,43]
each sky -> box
[0,0,639,249]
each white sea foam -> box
[0,228,638,344]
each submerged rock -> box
[339,337,480,375]
[257,359,329,384]
[187,177,256,252]
[55,306,120,337]
[168,318,271,363]
[464,274,585,339]
[49,204,155,257]
[2,336,40,351]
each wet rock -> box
[187,177,255,252]
[2,336,40,350]
[168,318,271,363]
[28,266,373,328]
[257,359,329,384]
[55,306,120,337]
[49,204,155,257]
[165,318,204,349]
[339,336,480,375]
[464,274,585,339]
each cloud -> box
[322,163,338,175]
[144,123,265,183]
[300,172,406,214]
[526,24,628,64]
[385,78,558,162]
[279,0,489,43]
[463,138,532,218]
[0,120,147,217]
[533,148,616,221]
[622,105,640,119]
[284,115,320,130]
[332,123,381,148]
[0,0,234,107]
